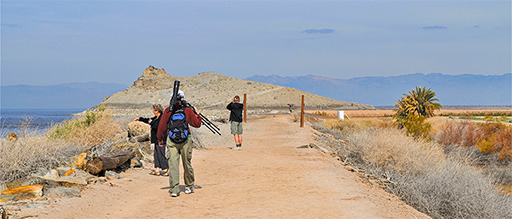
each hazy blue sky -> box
[1,0,510,86]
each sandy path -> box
[20,114,429,219]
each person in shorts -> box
[227,95,244,150]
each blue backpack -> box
[167,108,189,144]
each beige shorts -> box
[230,121,243,135]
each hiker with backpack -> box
[227,95,244,150]
[134,104,169,176]
[157,90,201,197]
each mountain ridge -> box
[246,73,512,106]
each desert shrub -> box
[318,122,512,219]
[391,160,512,219]
[312,111,330,117]
[476,116,512,160]
[443,145,512,186]
[0,130,86,188]
[343,127,445,175]
[311,122,346,140]
[324,119,373,136]
[437,120,480,148]
[47,108,122,147]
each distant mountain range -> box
[2,72,510,109]
[246,73,512,106]
[1,82,128,109]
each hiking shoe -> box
[185,186,194,194]
[170,193,179,197]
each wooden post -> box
[300,95,304,127]
[243,93,247,123]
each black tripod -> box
[182,100,221,136]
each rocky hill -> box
[96,66,374,113]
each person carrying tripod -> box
[157,90,202,197]
[227,95,244,150]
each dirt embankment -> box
[18,114,429,219]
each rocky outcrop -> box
[131,65,175,91]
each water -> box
[0,108,87,136]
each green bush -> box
[47,106,106,139]
[395,114,432,140]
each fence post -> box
[300,95,304,127]
[243,93,247,123]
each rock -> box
[128,121,150,137]
[105,171,123,180]
[308,143,329,153]
[62,169,75,177]
[6,133,18,141]
[36,169,92,193]
[87,178,99,185]
[56,167,72,177]
[129,133,150,143]
[45,170,59,179]
[1,205,6,219]
[68,151,90,170]
[130,159,143,168]
[0,184,44,203]
[45,187,81,198]
[37,177,86,191]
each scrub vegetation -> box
[0,107,122,189]
[312,86,512,219]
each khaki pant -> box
[166,136,195,195]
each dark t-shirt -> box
[227,102,244,122]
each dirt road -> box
[20,114,429,218]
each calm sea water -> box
[0,108,86,136]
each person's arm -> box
[157,108,171,143]
[138,116,153,124]
[185,107,202,128]
[227,102,235,110]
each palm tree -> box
[395,86,442,118]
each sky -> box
[1,0,511,86]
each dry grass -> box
[0,110,124,189]
[314,119,512,219]
[392,159,512,219]
[323,117,394,135]
[0,121,87,189]
[344,128,445,175]
[47,109,122,147]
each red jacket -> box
[157,105,202,142]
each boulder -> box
[0,184,44,203]
[128,121,150,138]
[67,151,90,170]
[6,133,18,141]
